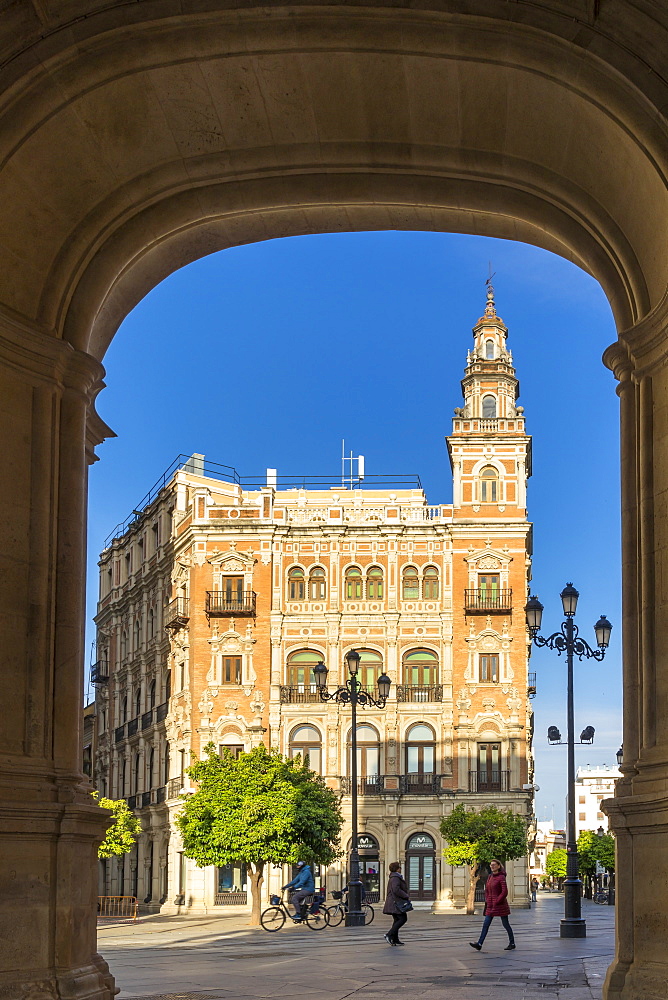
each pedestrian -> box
[531,877,539,902]
[382,861,411,946]
[282,861,315,921]
[469,859,515,951]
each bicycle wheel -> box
[260,906,286,932]
[362,903,375,925]
[324,904,344,926]
[305,909,328,930]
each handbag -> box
[397,899,413,913]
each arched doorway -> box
[1,6,668,998]
[406,833,436,902]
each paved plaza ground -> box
[98,893,615,1000]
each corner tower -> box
[448,281,532,516]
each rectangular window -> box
[479,654,499,683]
[579,796,586,803]
[219,744,243,759]
[477,743,501,791]
[223,656,242,684]
[579,813,587,821]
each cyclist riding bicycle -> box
[283,861,315,921]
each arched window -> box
[149,679,156,708]
[121,758,127,796]
[288,567,305,600]
[402,566,419,600]
[485,339,495,359]
[133,752,141,794]
[405,724,436,790]
[347,724,381,782]
[286,649,323,690]
[345,566,363,600]
[366,565,384,599]
[482,394,497,418]
[135,688,141,719]
[121,696,128,723]
[147,607,154,639]
[165,671,171,700]
[133,619,141,651]
[308,566,326,600]
[422,566,439,599]
[164,745,170,785]
[148,747,155,789]
[406,833,436,900]
[289,725,322,774]
[403,649,439,687]
[480,466,499,503]
[120,630,128,660]
[357,649,384,689]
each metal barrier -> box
[97,896,139,921]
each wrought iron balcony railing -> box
[141,791,152,808]
[155,785,166,803]
[279,685,320,704]
[464,589,513,612]
[167,777,184,799]
[164,596,190,631]
[528,672,537,698]
[127,718,138,738]
[340,775,384,796]
[114,725,125,743]
[399,772,441,794]
[206,591,256,616]
[91,661,109,684]
[141,710,153,730]
[126,795,137,810]
[156,701,168,722]
[396,684,443,703]
[468,769,510,792]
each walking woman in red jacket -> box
[469,860,516,951]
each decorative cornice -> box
[612,289,668,379]
[0,308,103,392]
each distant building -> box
[575,765,620,837]
[530,821,566,877]
[83,701,97,783]
[93,284,535,913]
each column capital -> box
[0,310,103,391]
[612,290,668,379]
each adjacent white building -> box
[575,765,620,837]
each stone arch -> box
[2,5,668,999]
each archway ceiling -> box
[1,4,667,357]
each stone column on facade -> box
[0,318,116,999]
[603,308,668,1000]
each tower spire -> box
[485,267,496,318]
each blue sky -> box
[87,231,622,827]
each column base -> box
[560,918,586,938]
[0,954,117,1000]
[605,960,668,1000]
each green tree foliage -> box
[595,832,615,873]
[92,791,141,859]
[545,848,568,880]
[440,804,529,914]
[176,744,343,924]
[577,830,599,880]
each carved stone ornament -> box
[477,556,501,570]
[482,697,496,711]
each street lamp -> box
[525,584,612,939]
[315,650,391,926]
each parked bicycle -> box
[260,891,327,931]
[594,889,610,904]
[324,887,374,926]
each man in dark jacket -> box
[283,862,315,920]
[382,861,411,945]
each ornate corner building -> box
[94,285,534,912]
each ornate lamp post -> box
[314,650,391,927]
[525,584,612,938]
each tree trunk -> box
[466,864,479,915]
[248,863,264,926]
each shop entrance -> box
[406,833,436,901]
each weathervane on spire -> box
[485,262,496,316]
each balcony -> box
[155,785,166,804]
[91,661,109,684]
[141,791,152,808]
[206,591,256,617]
[468,769,511,792]
[156,701,168,722]
[280,685,320,704]
[114,725,125,744]
[396,684,443,703]
[164,597,189,631]
[141,709,153,730]
[127,718,139,737]
[400,772,441,795]
[127,795,137,810]
[167,777,184,799]
[464,589,513,613]
[340,775,384,796]
[528,672,537,698]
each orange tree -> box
[176,743,342,924]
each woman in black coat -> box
[382,860,411,945]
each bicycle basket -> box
[331,890,343,900]
[270,894,281,905]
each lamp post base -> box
[345,911,366,927]
[560,918,586,938]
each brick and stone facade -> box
[94,285,534,913]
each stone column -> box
[0,317,115,999]
[603,307,668,1000]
